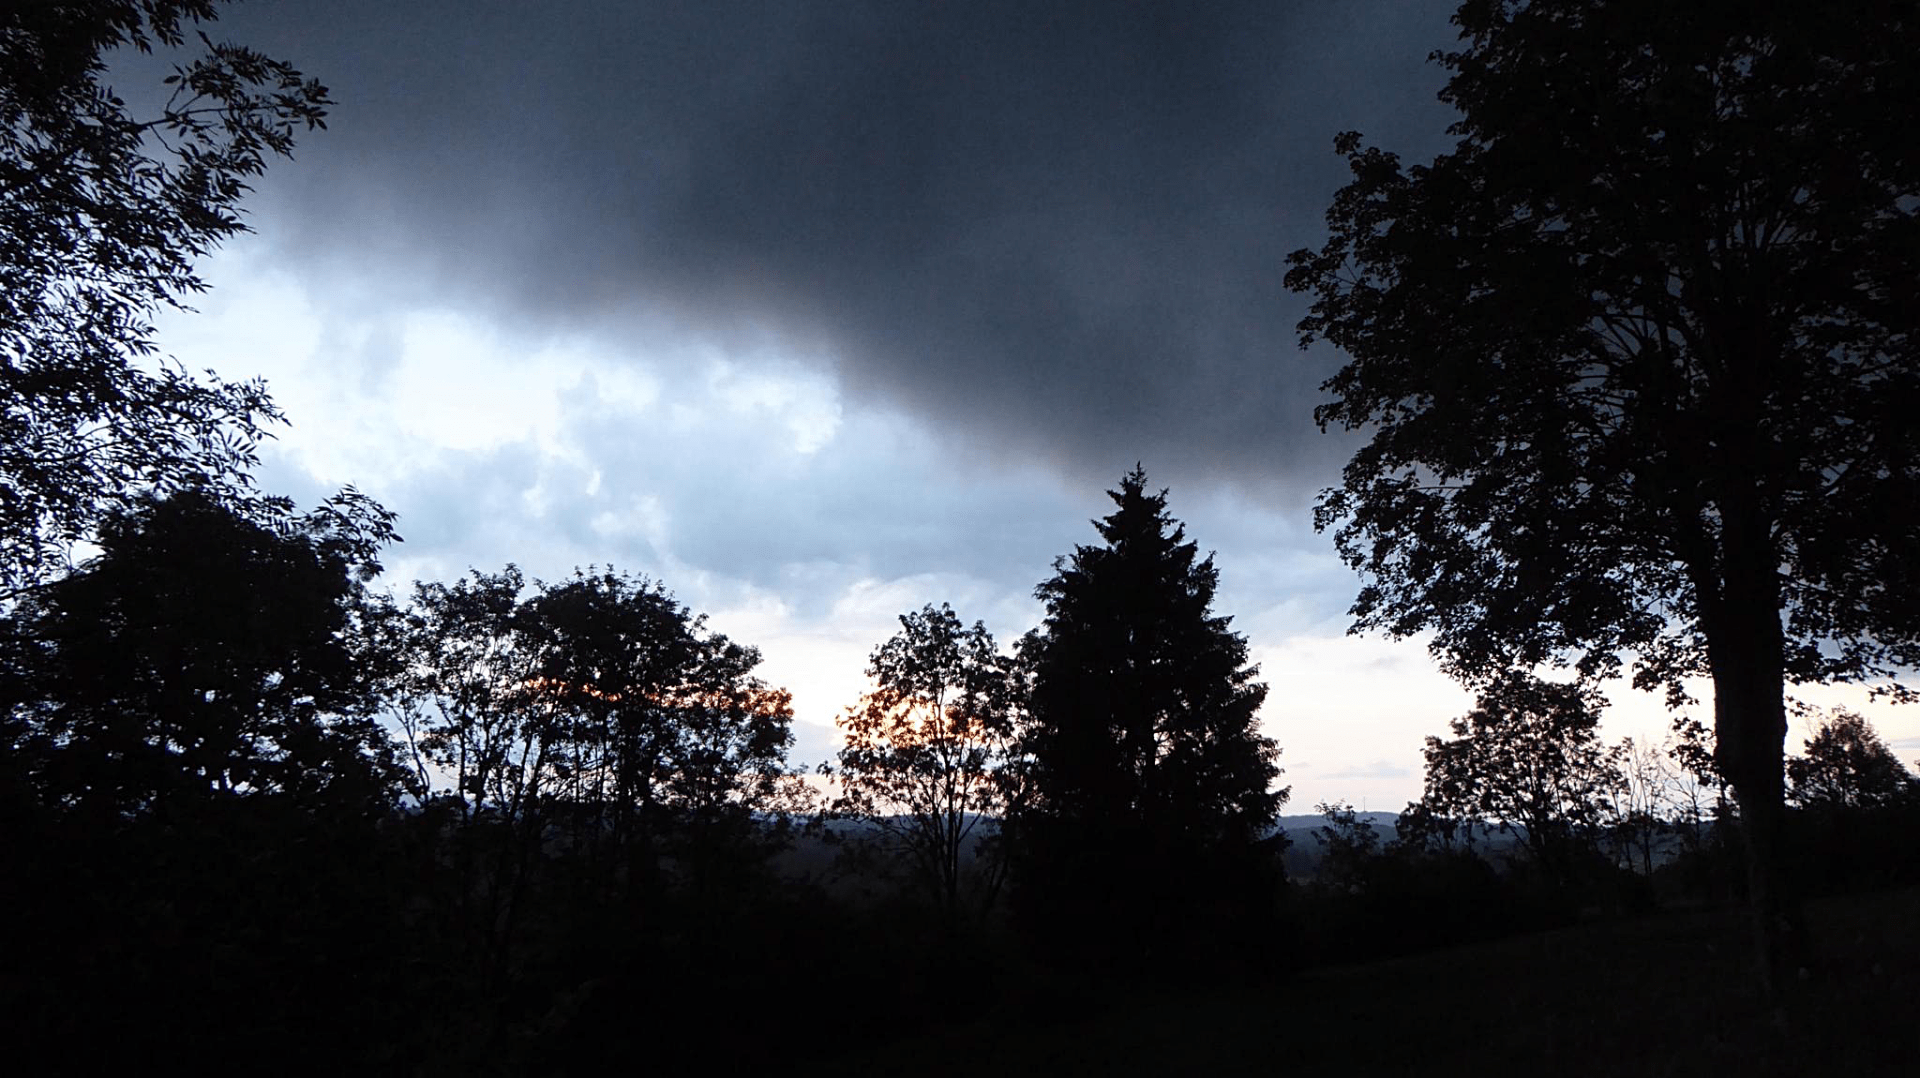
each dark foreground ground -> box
[801,886,1919,1077]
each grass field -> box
[800,886,1918,1076]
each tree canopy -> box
[393,566,803,868]
[2,488,399,819]
[1786,708,1913,811]
[1413,672,1621,880]
[1285,0,1920,979]
[0,1,329,595]
[1011,467,1285,966]
[827,602,1021,916]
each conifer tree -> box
[1012,467,1283,964]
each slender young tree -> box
[1285,0,1920,982]
[826,603,1019,917]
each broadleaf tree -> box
[519,568,803,894]
[1285,0,1920,980]
[1785,708,1912,812]
[826,603,1020,917]
[1412,672,1622,885]
[3,488,400,820]
[1,1,331,596]
[392,564,806,958]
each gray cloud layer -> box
[219,0,1460,486]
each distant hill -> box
[1274,811,1402,837]
[1276,812,1400,879]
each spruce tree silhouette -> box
[1011,466,1284,972]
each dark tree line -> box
[0,10,1292,1063]
[6,0,1918,1069]
[0,469,1299,1068]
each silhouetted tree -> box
[1310,800,1381,892]
[4,488,400,819]
[1,2,331,596]
[390,565,571,988]
[1285,0,1920,981]
[1655,718,1721,855]
[1607,735,1673,877]
[825,603,1021,917]
[1786,708,1912,811]
[391,564,805,983]
[1390,797,1475,856]
[0,487,411,1069]
[1413,672,1621,886]
[1012,467,1284,968]
[520,568,804,897]
[393,566,548,819]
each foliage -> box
[1389,796,1476,855]
[1286,0,1920,696]
[1411,672,1622,882]
[825,602,1022,916]
[1,488,400,819]
[1309,800,1381,892]
[1011,467,1284,968]
[519,568,805,882]
[396,566,802,834]
[1,1,333,596]
[1018,466,1283,841]
[1786,707,1913,811]
[391,564,805,960]
[1285,0,1920,977]
[1666,715,1722,793]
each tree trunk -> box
[1706,528,1807,990]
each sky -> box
[145,0,1919,811]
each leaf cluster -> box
[1286,0,1920,699]
[1,1,332,595]
[2,489,400,818]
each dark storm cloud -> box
[220,0,1460,485]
